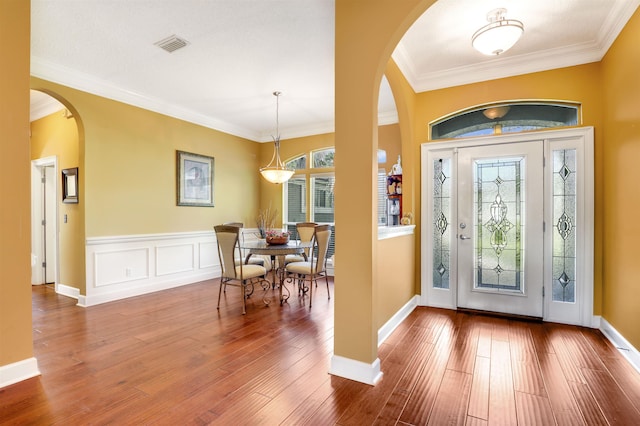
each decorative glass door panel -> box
[475,157,523,292]
[432,158,452,289]
[552,149,577,303]
[457,141,544,317]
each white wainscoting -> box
[84,230,224,306]
[83,228,333,307]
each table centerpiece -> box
[265,229,290,245]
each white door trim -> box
[420,127,594,327]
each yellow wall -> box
[385,59,420,289]
[0,0,33,368]
[414,64,605,314]
[31,110,85,290]
[377,233,415,329]
[31,78,263,239]
[600,9,640,349]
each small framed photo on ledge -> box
[176,150,215,207]
[62,167,79,204]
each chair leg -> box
[325,274,330,299]
[241,281,247,315]
[309,276,313,308]
[217,278,224,310]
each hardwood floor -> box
[2,279,640,425]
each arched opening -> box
[29,89,85,301]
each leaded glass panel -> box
[474,157,524,291]
[432,158,451,289]
[552,149,577,302]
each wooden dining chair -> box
[284,222,317,265]
[214,225,269,314]
[284,224,331,307]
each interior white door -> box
[44,165,57,283]
[456,141,544,317]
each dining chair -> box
[214,225,269,314]
[284,224,331,307]
[284,222,317,266]
[223,222,267,268]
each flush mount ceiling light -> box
[260,91,295,184]
[472,8,524,56]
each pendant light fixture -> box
[260,91,294,184]
[472,8,524,56]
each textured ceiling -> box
[31,0,639,140]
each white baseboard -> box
[599,317,640,374]
[378,295,419,347]
[0,357,40,389]
[56,283,79,300]
[591,315,602,329]
[329,295,417,385]
[329,355,383,386]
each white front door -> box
[456,141,544,317]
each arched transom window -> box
[430,101,581,140]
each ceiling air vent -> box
[154,35,189,53]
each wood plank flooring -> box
[2,279,640,425]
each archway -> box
[29,89,85,300]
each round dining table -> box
[241,240,311,305]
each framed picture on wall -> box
[62,167,79,204]
[176,150,215,207]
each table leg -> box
[276,255,290,305]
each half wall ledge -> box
[378,224,415,240]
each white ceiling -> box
[30,0,639,141]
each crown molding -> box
[397,41,604,93]
[31,56,262,141]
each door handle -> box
[459,235,471,240]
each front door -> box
[456,141,544,317]
[422,128,594,326]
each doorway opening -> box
[31,157,58,288]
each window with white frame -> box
[283,149,336,258]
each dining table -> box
[241,239,311,305]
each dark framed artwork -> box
[62,167,79,204]
[176,150,215,207]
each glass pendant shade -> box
[260,140,295,184]
[260,91,294,184]
[472,9,524,56]
[260,167,295,184]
